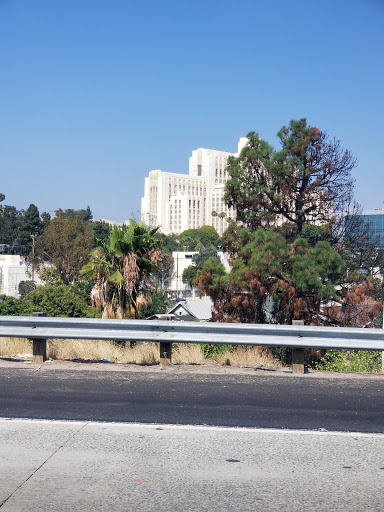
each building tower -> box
[141,138,247,236]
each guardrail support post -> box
[292,320,305,374]
[292,348,304,374]
[30,312,47,364]
[160,342,172,366]
[32,338,47,364]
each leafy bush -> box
[0,295,31,316]
[18,280,37,299]
[26,284,100,318]
[137,289,172,319]
[315,349,381,373]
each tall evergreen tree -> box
[197,227,346,325]
[225,119,357,236]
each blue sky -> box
[1,0,383,222]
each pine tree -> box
[225,119,357,236]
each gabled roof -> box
[168,297,213,321]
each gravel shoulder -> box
[0,356,383,380]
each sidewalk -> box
[0,419,383,512]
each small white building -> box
[0,255,42,298]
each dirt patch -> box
[0,356,383,380]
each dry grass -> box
[216,346,283,367]
[49,340,206,365]
[0,338,33,357]
[48,339,159,365]
[172,343,206,364]
[0,338,281,367]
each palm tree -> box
[81,220,163,319]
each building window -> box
[198,165,202,176]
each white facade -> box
[0,255,38,298]
[141,138,248,236]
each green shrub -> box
[315,349,381,373]
[0,295,32,316]
[26,284,100,318]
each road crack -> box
[0,422,89,508]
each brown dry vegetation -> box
[0,337,282,367]
[216,346,282,367]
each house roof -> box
[168,297,213,321]
[146,314,180,321]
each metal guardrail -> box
[0,315,384,348]
[1,315,384,373]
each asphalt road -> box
[0,364,383,432]
[1,363,384,511]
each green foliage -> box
[315,349,381,373]
[301,223,333,247]
[0,282,99,318]
[38,267,64,285]
[72,280,95,306]
[192,246,220,268]
[290,239,345,297]
[182,265,198,287]
[36,211,93,284]
[26,284,99,318]
[0,203,47,256]
[57,206,93,224]
[18,280,37,299]
[155,232,179,253]
[196,257,227,298]
[17,204,43,255]
[137,289,172,319]
[0,206,18,250]
[0,295,31,316]
[91,220,112,245]
[182,246,221,287]
[81,220,164,319]
[225,119,356,235]
[41,211,51,229]
[198,227,345,325]
[179,226,221,251]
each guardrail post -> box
[30,312,47,364]
[160,342,172,366]
[32,338,47,364]
[292,320,304,374]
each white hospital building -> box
[141,138,247,236]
